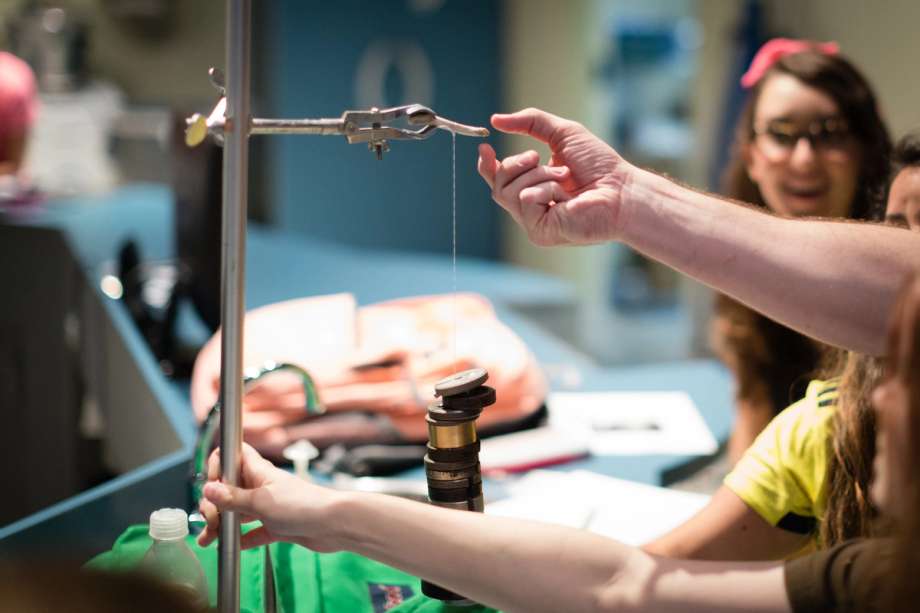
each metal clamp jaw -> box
[186,68,489,158]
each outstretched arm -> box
[198,445,790,613]
[478,108,920,355]
[643,486,809,561]
[621,167,914,355]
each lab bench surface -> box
[0,184,731,558]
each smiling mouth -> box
[784,186,826,199]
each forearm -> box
[620,167,920,355]
[628,557,790,613]
[333,491,790,613]
[335,491,635,613]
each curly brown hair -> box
[819,351,883,546]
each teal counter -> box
[0,184,730,559]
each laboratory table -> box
[0,184,731,557]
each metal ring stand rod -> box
[217,0,250,611]
[201,6,491,607]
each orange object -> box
[190,293,547,458]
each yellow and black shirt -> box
[724,379,840,538]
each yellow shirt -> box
[724,379,839,536]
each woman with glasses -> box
[712,39,891,465]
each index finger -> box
[207,448,221,481]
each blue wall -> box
[263,0,501,259]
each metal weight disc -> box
[426,441,481,462]
[427,486,474,502]
[441,386,496,411]
[427,402,483,422]
[469,495,485,512]
[427,420,478,448]
[429,500,471,511]
[434,368,488,397]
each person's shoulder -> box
[757,378,837,461]
[804,378,840,406]
[777,378,839,429]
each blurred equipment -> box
[8,2,123,197]
[23,81,123,196]
[6,3,88,93]
[573,1,708,366]
[421,367,495,606]
[102,0,177,38]
[170,110,223,331]
[115,239,195,377]
[282,439,319,481]
[107,112,222,378]
[314,443,428,478]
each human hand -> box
[477,108,636,246]
[197,443,346,552]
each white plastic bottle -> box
[138,508,210,608]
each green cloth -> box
[88,524,497,613]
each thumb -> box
[491,108,570,144]
[203,481,258,516]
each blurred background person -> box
[0,49,38,206]
[712,38,891,463]
[0,50,37,177]
[644,127,920,559]
[885,131,920,230]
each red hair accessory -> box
[740,38,840,89]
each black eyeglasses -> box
[754,117,852,154]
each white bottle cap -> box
[148,507,190,540]
[283,439,319,481]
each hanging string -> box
[451,130,457,372]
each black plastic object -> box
[314,444,428,477]
[116,240,195,378]
[170,112,223,332]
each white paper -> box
[547,391,718,456]
[486,469,710,546]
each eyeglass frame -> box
[751,116,854,157]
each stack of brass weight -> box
[421,367,496,605]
